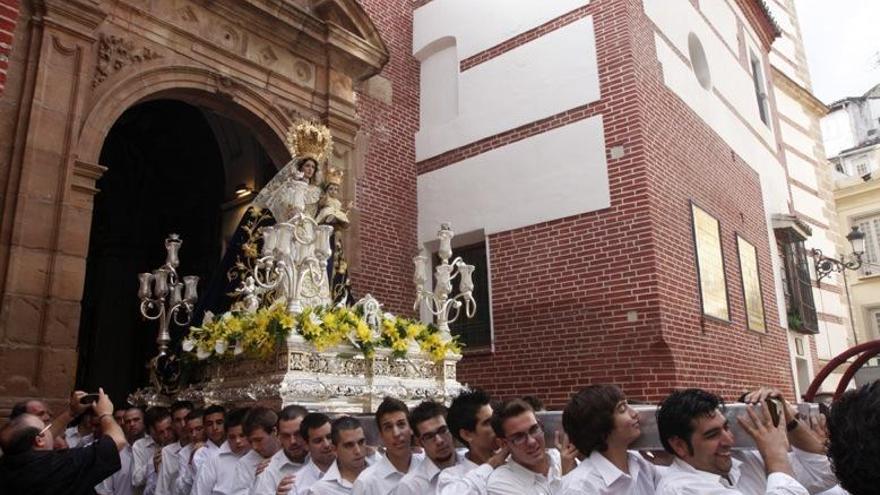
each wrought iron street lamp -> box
[810,226,867,284]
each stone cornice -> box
[771,66,828,117]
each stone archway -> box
[0,0,388,413]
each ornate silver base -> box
[171,335,463,411]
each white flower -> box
[196,346,211,360]
[214,340,228,354]
[221,312,234,322]
[308,312,322,326]
[202,311,215,325]
[233,343,244,355]
[182,339,195,352]
[383,312,397,323]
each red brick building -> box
[0,0,843,412]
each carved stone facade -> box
[0,0,389,415]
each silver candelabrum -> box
[413,223,477,341]
[253,182,334,314]
[137,234,199,356]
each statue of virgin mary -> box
[193,120,335,321]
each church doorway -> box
[75,98,276,401]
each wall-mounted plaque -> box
[691,203,729,321]
[737,235,766,332]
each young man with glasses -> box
[486,399,561,495]
[352,397,423,495]
[396,401,460,495]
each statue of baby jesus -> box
[316,167,353,227]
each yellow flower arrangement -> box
[184,302,457,363]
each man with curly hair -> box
[827,381,880,495]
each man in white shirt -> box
[655,388,831,495]
[232,407,283,495]
[96,405,145,495]
[438,389,507,495]
[155,401,194,495]
[827,381,880,495]
[397,401,460,495]
[272,412,335,495]
[193,408,252,495]
[352,397,423,495]
[176,409,208,495]
[65,409,96,448]
[186,405,227,493]
[133,407,175,494]
[558,384,662,494]
[252,405,308,495]
[308,417,370,495]
[486,399,562,495]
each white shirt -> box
[486,449,561,495]
[231,449,265,495]
[155,441,184,495]
[308,461,355,495]
[251,449,308,495]
[96,444,136,495]
[132,436,159,489]
[193,440,224,480]
[175,443,197,495]
[657,448,836,495]
[193,441,250,495]
[351,452,424,495]
[437,455,493,495]
[65,426,93,448]
[398,451,466,495]
[558,449,660,495]
[657,455,807,495]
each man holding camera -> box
[0,388,127,495]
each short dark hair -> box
[226,408,251,430]
[827,381,880,495]
[9,400,39,420]
[331,416,363,445]
[657,388,724,455]
[299,413,331,441]
[375,397,409,427]
[563,385,625,455]
[521,395,545,412]
[279,405,308,423]
[171,400,194,414]
[409,401,447,436]
[185,409,205,422]
[0,415,41,455]
[204,405,226,418]
[243,407,277,436]
[145,407,171,429]
[491,399,533,438]
[447,389,492,447]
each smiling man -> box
[352,397,423,495]
[486,399,562,495]
[655,388,813,495]
[396,401,461,495]
[559,384,661,494]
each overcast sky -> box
[794,0,880,104]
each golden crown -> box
[325,167,344,186]
[285,119,333,163]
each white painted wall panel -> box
[415,18,600,160]
[417,117,609,242]
[765,0,795,33]
[773,87,812,129]
[815,321,832,360]
[772,35,797,63]
[784,149,818,190]
[702,0,738,53]
[779,120,815,156]
[822,109,857,157]
[791,184,826,222]
[413,0,589,60]
[770,51,805,88]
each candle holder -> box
[414,223,477,341]
[137,233,199,356]
[252,211,334,314]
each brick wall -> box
[0,0,19,95]
[444,0,796,407]
[350,0,421,316]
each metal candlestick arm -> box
[252,210,334,314]
[413,223,477,340]
[137,234,199,356]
